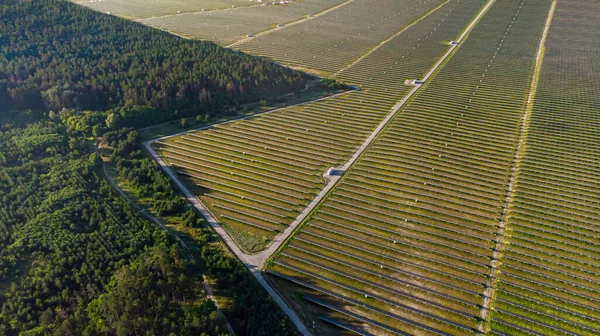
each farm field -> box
[154,0,486,253]
[140,0,348,45]
[236,0,446,75]
[489,1,600,335]
[73,0,251,19]
[267,0,555,334]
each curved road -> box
[144,0,496,334]
[226,0,355,48]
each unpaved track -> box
[144,0,496,333]
[101,161,192,255]
[101,159,238,334]
[476,1,557,333]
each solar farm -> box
[154,0,486,252]
[236,0,446,74]
[140,0,348,45]
[73,0,251,19]
[490,1,600,335]
[143,0,600,334]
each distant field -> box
[141,0,347,45]
[72,0,252,19]
[237,0,445,74]
[490,1,600,335]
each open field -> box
[73,0,252,19]
[490,1,600,335]
[140,0,348,45]
[237,0,447,74]
[268,0,555,334]
[154,0,485,253]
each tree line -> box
[0,0,309,128]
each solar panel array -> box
[269,0,560,334]
[155,0,484,253]
[148,0,600,334]
[238,0,446,74]
[490,1,600,335]
[141,0,347,44]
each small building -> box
[326,168,345,177]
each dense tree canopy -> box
[0,113,168,334]
[87,246,226,336]
[0,0,304,335]
[0,0,308,125]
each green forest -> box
[0,0,306,335]
[0,0,308,128]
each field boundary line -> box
[476,1,557,333]
[332,0,450,78]
[227,0,355,48]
